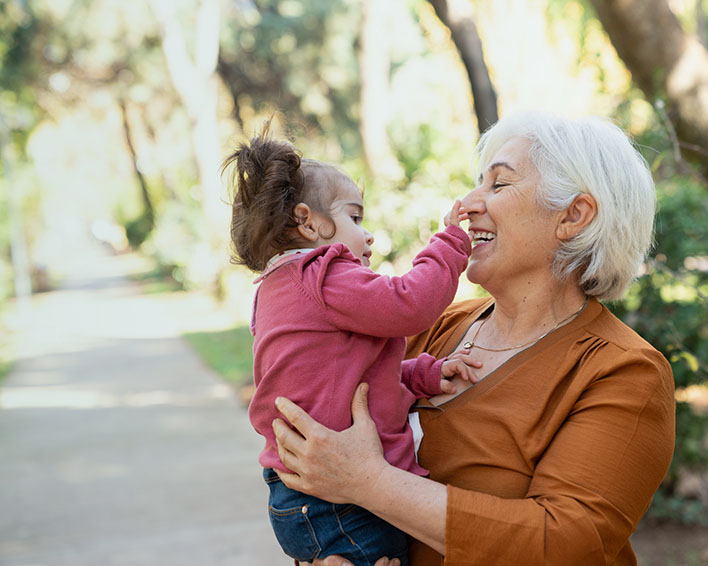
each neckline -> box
[422,296,601,409]
[254,248,316,284]
[462,296,590,353]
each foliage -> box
[219,0,361,146]
[1,0,707,529]
[609,122,708,524]
[123,211,155,250]
[129,262,183,295]
[645,489,708,527]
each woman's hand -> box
[300,556,401,566]
[272,383,388,505]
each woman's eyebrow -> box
[478,161,517,183]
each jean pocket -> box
[268,502,321,562]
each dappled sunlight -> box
[1,3,707,562]
[667,38,708,125]
[676,384,708,414]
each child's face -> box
[313,178,374,267]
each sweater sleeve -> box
[315,225,471,338]
[444,348,675,565]
[400,354,446,399]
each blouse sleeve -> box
[444,348,675,565]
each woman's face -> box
[461,136,560,291]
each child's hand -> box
[439,351,483,393]
[444,199,469,227]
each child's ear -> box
[293,203,319,242]
[556,194,597,241]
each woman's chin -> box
[465,260,486,283]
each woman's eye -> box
[492,183,507,192]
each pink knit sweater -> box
[248,224,471,475]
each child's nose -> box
[365,230,374,245]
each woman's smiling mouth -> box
[470,230,496,246]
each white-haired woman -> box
[271,111,676,566]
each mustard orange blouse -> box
[405,297,675,565]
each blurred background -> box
[1,0,707,563]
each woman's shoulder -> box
[586,302,666,357]
[573,301,673,389]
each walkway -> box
[0,240,285,565]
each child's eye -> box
[351,214,363,224]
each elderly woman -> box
[272,111,676,566]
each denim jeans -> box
[263,468,409,566]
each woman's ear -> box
[556,194,597,241]
[293,203,319,242]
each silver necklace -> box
[463,297,589,353]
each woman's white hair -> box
[474,110,655,301]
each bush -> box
[609,173,708,525]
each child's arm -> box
[401,350,482,399]
[315,201,472,338]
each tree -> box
[588,0,708,179]
[0,2,44,300]
[427,0,498,131]
[149,0,225,250]
[359,0,405,182]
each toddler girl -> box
[223,127,480,566]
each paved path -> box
[0,241,285,565]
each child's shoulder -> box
[300,243,363,272]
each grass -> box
[183,325,254,387]
[0,330,12,384]
[0,358,10,384]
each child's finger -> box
[440,378,457,393]
[446,199,462,227]
[458,354,483,368]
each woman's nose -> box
[461,186,486,215]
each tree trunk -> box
[118,97,154,226]
[216,54,244,132]
[427,0,498,131]
[150,0,226,244]
[589,0,708,178]
[359,0,404,182]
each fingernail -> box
[274,397,282,407]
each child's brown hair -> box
[222,124,340,272]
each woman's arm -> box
[274,350,675,564]
[272,383,448,554]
